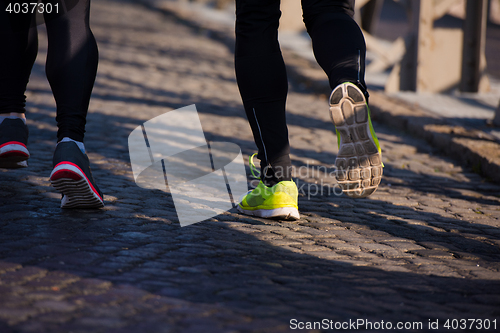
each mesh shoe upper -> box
[0,118,29,147]
[239,180,298,210]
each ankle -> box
[0,113,27,125]
[58,137,86,154]
[261,165,292,187]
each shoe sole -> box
[0,142,29,168]
[237,205,300,220]
[329,83,383,198]
[50,162,104,209]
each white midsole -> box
[0,143,29,157]
[50,163,85,179]
[237,205,300,220]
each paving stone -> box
[0,262,22,274]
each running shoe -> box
[329,82,383,198]
[237,154,299,220]
[0,118,29,168]
[49,141,104,208]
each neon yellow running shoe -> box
[237,155,300,220]
[329,82,383,198]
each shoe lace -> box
[249,153,260,179]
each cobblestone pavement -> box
[1,0,500,332]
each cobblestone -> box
[0,0,499,331]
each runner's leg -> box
[0,11,38,116]
[302,0,367,94]
[235,0,292,186]
[44,0,98,143]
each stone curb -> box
[136,0,500,184]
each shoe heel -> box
[50,162,104,208]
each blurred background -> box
[153,0,500,127]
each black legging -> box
[235,0,367,185]
[0,0,98,142]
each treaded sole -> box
[329,83,383,198]
[50,164,104,209]
[237,205,300,221]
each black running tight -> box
[235,0,367,184]
[0,0,98,142]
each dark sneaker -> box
[329,82,383,198]
[0,118,30,168]
[49,141,104,208]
